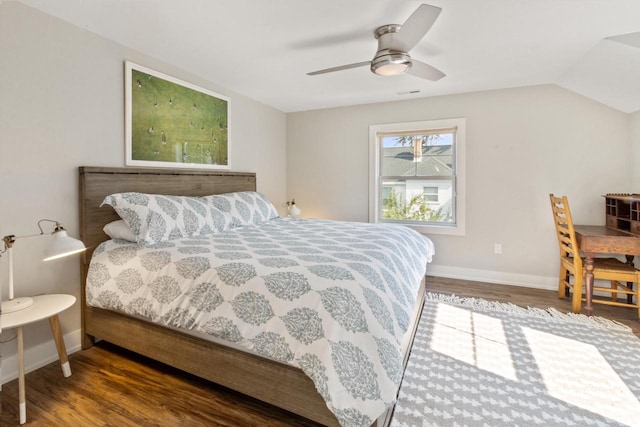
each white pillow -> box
[103,220,137,242]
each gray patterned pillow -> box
[205,191,279,228]
[102,193,230,246]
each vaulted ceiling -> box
[16,0,640,113]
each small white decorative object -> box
[286,199,301,217]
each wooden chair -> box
[549,194,640,318]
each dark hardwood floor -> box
[1,339,323,427]
[427,276,640,337]
[1,276,638,426]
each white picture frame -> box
[125,61,230,169]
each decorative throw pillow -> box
[102,192,229,246]
[205,191,279,228]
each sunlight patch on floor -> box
[430,303,517,381]
[522,326,640,426]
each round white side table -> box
[1,294,75,424]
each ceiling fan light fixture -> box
[371,51,412,76]
[306,4,444,80]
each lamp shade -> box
[43,229,86,261]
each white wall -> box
[0,1,286,377]
[631,110,640,188]
[287,85,631,288]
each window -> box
[369,118,465,235]
[423,186,439,203]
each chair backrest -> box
[549,194,582,266]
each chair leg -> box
[624,255,635,305]
[611,281,618,302]
[571,273,583,313]
[558,265,568,298]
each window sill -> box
[378,220,465,236]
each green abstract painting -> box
[125,62,229,169]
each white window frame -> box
[369,118,466,236]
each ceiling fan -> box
[307,4,445,81]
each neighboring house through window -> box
[369,118,466,235]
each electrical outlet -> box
[494,243,502,254]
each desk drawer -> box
[606,215,618,229]
[631,221,640,235]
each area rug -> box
[391,293,640,427]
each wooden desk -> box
[574,225,640,315]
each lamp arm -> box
[1,219,67,256]
[1,233,46,254]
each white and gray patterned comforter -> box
[86,217,434,426]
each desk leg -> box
[17,326,26,424]
[49,315,72,378]
[584,253,595,316]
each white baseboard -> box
[427,264,558,291]
[1,328,82,385]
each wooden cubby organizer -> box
[605,193,640,235]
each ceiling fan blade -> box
[307,61,370,76]
[391,4,442,52]
[407,60,445,81]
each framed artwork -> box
[125,61,229,169]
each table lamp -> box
[286,199,301,217]
[1,219,86,314]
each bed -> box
[79,166,434,427]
